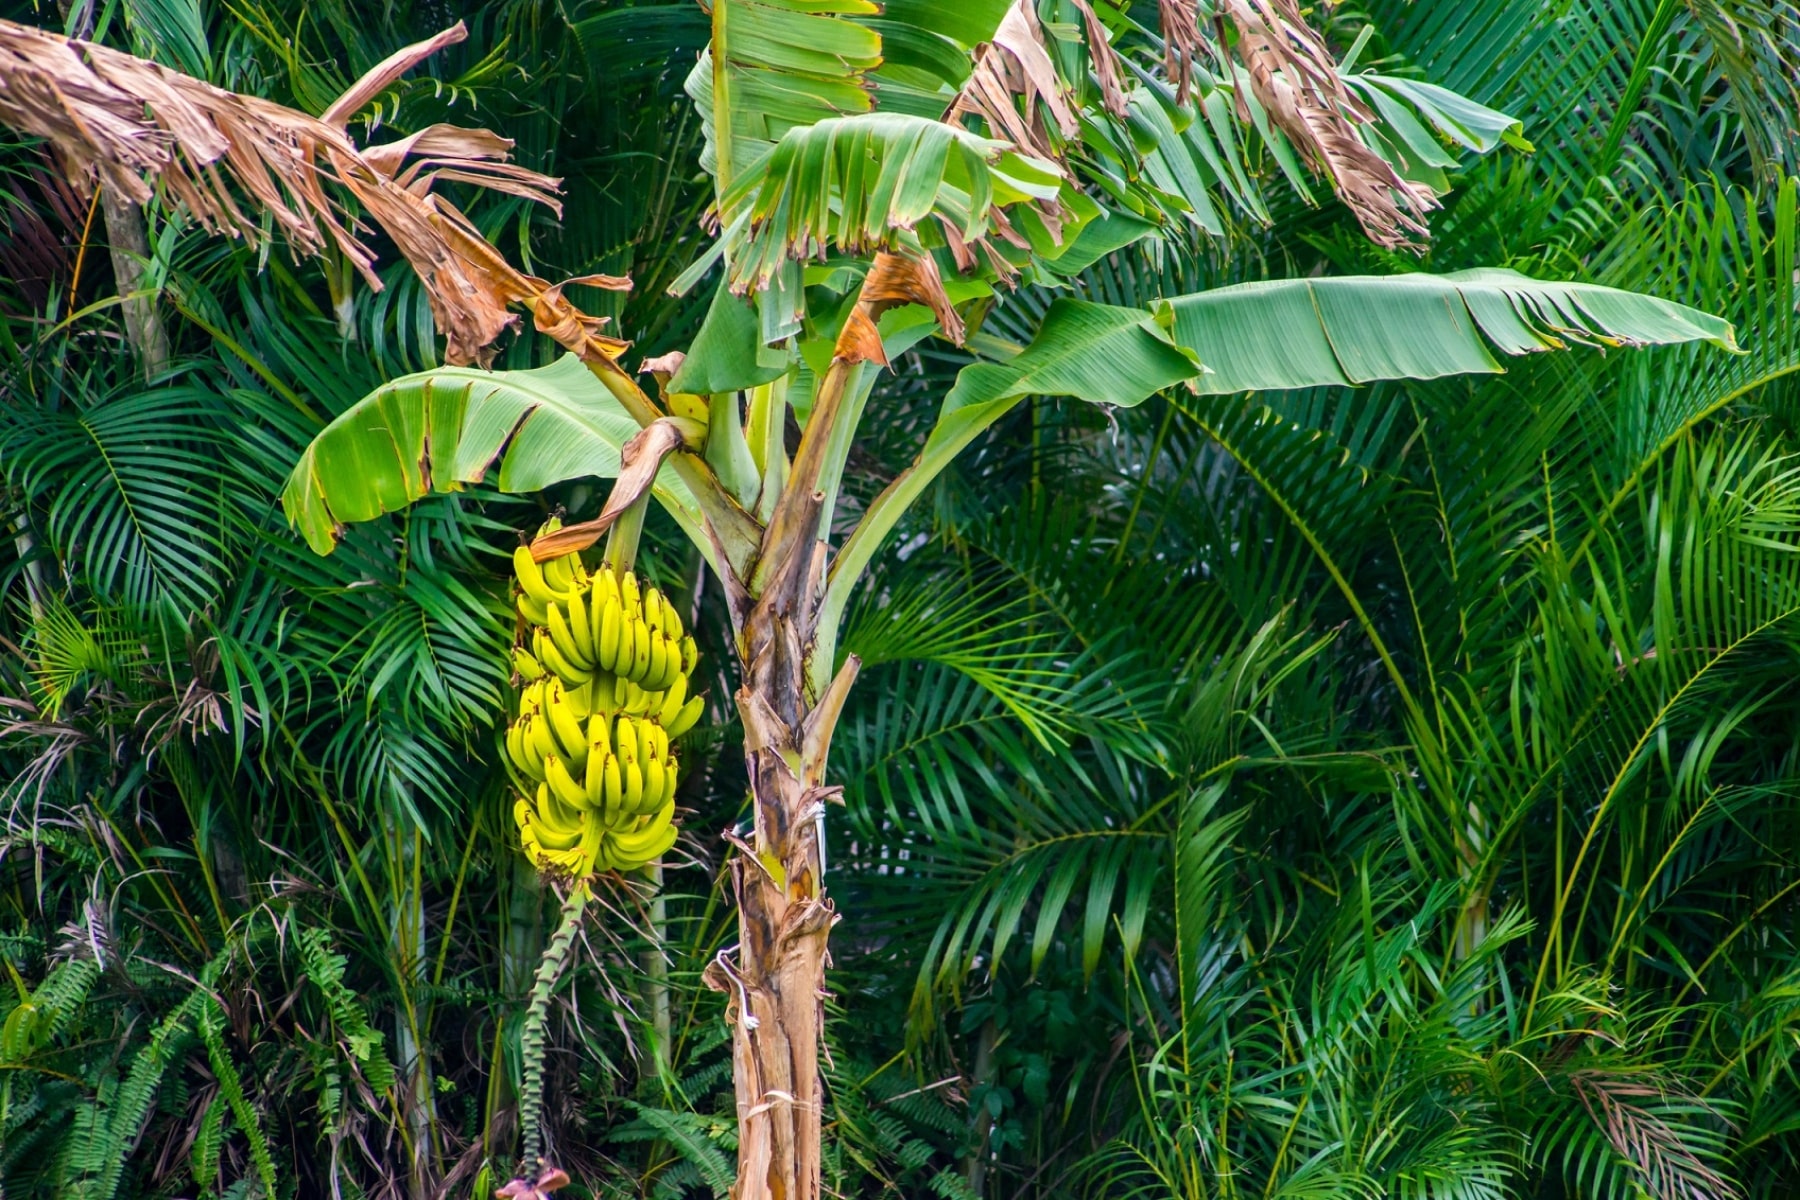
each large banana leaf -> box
[282,355,703,556]
[720,113,1061,291]
[1160,268,1738,394]
[819,271,1735,684]
[685,0,880,190]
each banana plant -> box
[0,2,1738,1196]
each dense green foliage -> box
[4,0,1800,1198]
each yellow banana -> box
[587,712,614,757]
[594,566,622,611]
[594,582,615,665]
[511,722,547,782]
[567,587,595,661]
[647,634,669,693]
[540,680,583,744]
[545,754,591,812]
[527,715,560,769]
[531,820,583,853]
[621,756,644,813]
[507,553,688,874]
[584,749,610,809]
[537,776,589,831]
[609,799,677,858]
[596,594,622,674]
[619,715,644,768]
[514,546,573,606]
[607,618,630,679]
[642,755,666,817]
[630,619,652,680]
[517,592,550,627]
[547,600,594,672]
[622,820,678,868]
[529,785,585,848]
[519,720,547,763]
[621,678,654,716]
[543,708,586,773]
[655,674,688,725]
[574,814,604,877]
[666,694,705,739]
[566,678,594,721]
[543,553,579,592]
[600,753,624,827]
[534,628,588,688]
[509,726,537,781]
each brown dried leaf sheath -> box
[0,18,582,365]
[526,419,694,561]
[859,250,963,344]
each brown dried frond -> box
[1070,0,1128,120]
[1221,0,1438,249]
[0,18,609,366]
[1569,1071,1741,1200]
[944,0,1084,162]
[1159,0,1203,104]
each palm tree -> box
[0,1,1768,1198]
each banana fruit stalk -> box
[502,520,705,878]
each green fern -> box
[57,977,209,1200]
[295,923,397,1093]
[198,997,280,1198]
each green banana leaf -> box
[719,113,1061,293]
[1160,268,1739,395]
[281,354,704,556]
[684,0,880,189]
[817,272,1735,684]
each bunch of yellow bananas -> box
[503,533,704,877]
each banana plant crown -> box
[256,0,1735,698]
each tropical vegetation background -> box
[3,0,1799,1197]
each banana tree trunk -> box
[570,289,885,1200]
[700,335,871,1199]
[711,533,860,1200]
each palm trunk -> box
[99,187,169,377]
